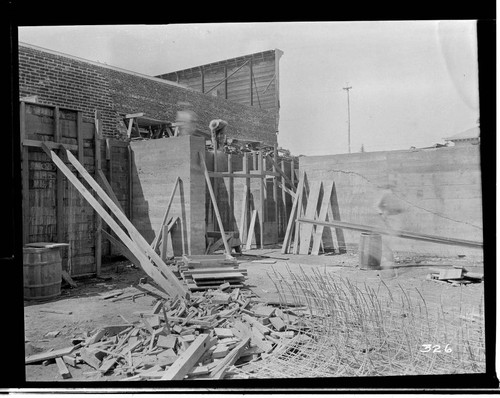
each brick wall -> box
[300,146,483,257]
[18,45,118,138]
[18,44,277,145]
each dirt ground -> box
[24,248,485,382]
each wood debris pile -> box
[25,283,311,381]
[426,267,483,287]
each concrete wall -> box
[299,146,483,257]
[130,136,206,255]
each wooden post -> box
[259,150,264,249]
[94,110,102,277]
[128,145,133,219]
[213,147,218,233]
[281,158,287,234]
[105,138,112,257]
[76,111,84,163]
[20,101,29,245]
[273,144,278,236]
[54,107,66,270]
[241,153,249,243]
[228,154,234,231]
[292,170,305,254]
[199,153,232,257]
[290,158,296,189]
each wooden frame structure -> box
[206,144,296,249]
[20,101,131,277]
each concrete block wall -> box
[130,136,206,255]
[299,146,483,257]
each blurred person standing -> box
[375,183,405,274]
[175,102,198,136]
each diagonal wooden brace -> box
[41,143,188,299]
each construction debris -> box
[25,284,312,380]
[426,268,483,286]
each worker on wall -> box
[209,119,228,150]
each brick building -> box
[18,43,278,146]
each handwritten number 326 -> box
[420,344,452,353]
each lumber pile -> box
[179,255,247,291]
[426,267,483,287]
[26,285,309,381]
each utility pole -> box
[343,84,352,153]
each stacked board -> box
[180,255,247,291]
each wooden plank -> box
[160,334,211,380]
[290,158,295,188]
[281,171,305,254]
[208,172,272,179]
[97,169,125,214]
[54,107,65,264]
[276,180,296,199]
[228,154,234,231]
[267,154,293,187]
[63,147,188,297]
[55,357,72,379]
[299,181,321,254]
[272,145,279,240]
[209,336,251,379]
[136,282,172,301]
[192,272,244,280]
[25,345,78,364]
[280,159,288,234]
[328,182,346,253]
[101,229,140,266]
[76,111,84,163]
[41,144,185,298]
[310,181,334,255]
[292,171,306,254]
[128,145,133,218]
[125,112,145,119]
[151,177,180,251]
[61,271,77,288]
[241,152,249,244]
[296,218,484,249]
[245,210,257,250]
[94,110,102,277]
[259,150,265,249]
[238,192,247,245]
[22,139,78,151]
[438,268,463,280]
[199,153,232,257]
[20,102,29,245]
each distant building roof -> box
[444,126,480,142]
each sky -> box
[17,21,480,156]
